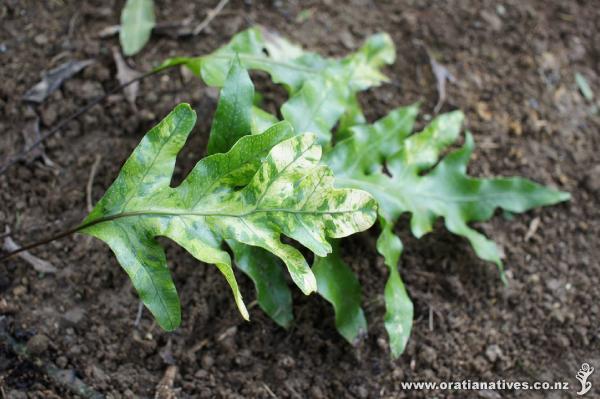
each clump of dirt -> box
[1,0,598,398]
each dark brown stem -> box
[0,214,124,262]
[0,224,84,262]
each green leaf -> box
[331,107,570,269]
[159,27,395,100]
[327,106,569,356]
[82,104,377,330]
[281,75,349,145]
[159,28,395,147]
[279,33,396,145]
[376,220,413,358]
[252,106,279,134]
[326,104,419,176]
[207,56,254,155]
[229,241,293,328]
[206,60,292,328]
[120,0,155,56]
[158,27,327,92]
[313,242,367,344]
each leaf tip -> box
[558,190,571,202]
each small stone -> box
[339,30,356,49]
[546,278,562,291]
[12,285,27,296]
[62,307,85,327]
[56,356,68,368]
[356,385,368,399]
[6,390,27,399]
[277,354,295,369]
[90,365,109,382]
[419,345,437,365]
[310,386,325,399]
[476,102,493,121]
[40,104,58,126]
[33,33,49,45]
[201,354,214,369]
[471,355,489,373]
[235,349,252,367]
[27,334,49,355]
[274,368,287,380]
[194,369,208,378]
[79,81,104,100]
[377,337,388,351]
[583,165,600,194]
[485,344,502,363]
[554,334,570,348]
[481,10,502,31]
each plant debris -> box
[2,228,57,274]
[23,59,94,103]
[112,47,141,109]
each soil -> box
[1,0,599,398]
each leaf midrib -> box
[336,176,553,206]
[210,54,319,74]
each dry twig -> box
[86,154,103,212]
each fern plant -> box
[158,27,569,356]
[3,27,568,358]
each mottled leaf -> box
[279,33,396,145]
[206,64,293,328]
[313,242,367,344]
[120,0,155,56]
[23,59,94,103]
[81,104,377,330]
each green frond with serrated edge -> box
[81,103,377,331]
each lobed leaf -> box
[158,27,327,92]
[159,27,395,147]
[326,105,569,355]
[120,0,155,56]
[82,104,377,330]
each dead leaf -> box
[525,217,541,241]
[3,228,57,274]
[23,59,94,103]
[427,50,456,114]
[112,47,141,109]
[97,25,120,38]
[21,108,56,167]
[476,101,493,121]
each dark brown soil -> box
[1,0,599,398]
